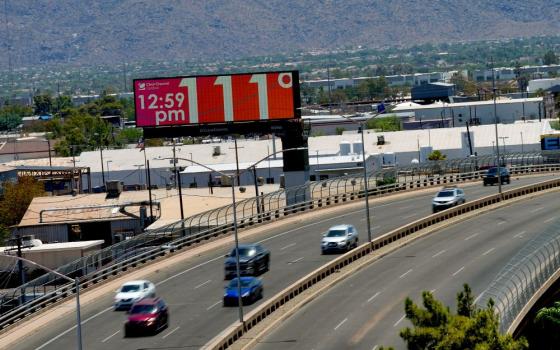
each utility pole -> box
[491,57,503,196]
[172,139,177,188]
[100,146,106,187]
[229,138,244,185]
[147,160,154,221]
[47,139,53,195]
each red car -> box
[124,297,169,337]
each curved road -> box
[254,188,560,349]
[9,174,558,350]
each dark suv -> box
[224,243,270,279]
[483,167,510,186]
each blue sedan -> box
[223,277,263,306]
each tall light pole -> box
[491,57,503,196]
[4,255,82,350]
[520,132,524,153]
[339,115,374,246]
[499,136,509,155]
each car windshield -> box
[230,247,256,257]
[228,279,253,288]
[437,191,455,197]
[129,304,157,314]
[326,229,347,237]
[487,168,504,174]
[120,285,141,293]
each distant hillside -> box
[1,0,560,67]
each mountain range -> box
[1,0,560,68]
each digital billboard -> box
[134,71,300,128]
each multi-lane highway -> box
[253,187,560,350]
[9,174,558,350]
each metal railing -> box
[477,219,560,334]
[204,177,560,350]
[0,151,559,330]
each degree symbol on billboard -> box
[278,73,293,89]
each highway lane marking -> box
[372,346,379,350]
[372,225,381,230]
[544,217,556,223]
[156,255,223,286]
[482,248,495,256]
[280,243,297,250]
[452,266,465,277]
[162,326,180,339]
[207,300,222,310]
[393,314,406,327]
[474,293,484,303]
[402,213,417,219]
[101,330,120,343]
[496,221,505,226]
[399,269,413,279]
[288,257,304,264]
[35,306,113,350]
[367,291,381,303]
[334,318,348,330]
[194,280,212,289]
[514,230,526,238]
[432,249,446,258]
[531,207,544,213]
[464,232,480,240]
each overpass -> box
[2,173,559,349]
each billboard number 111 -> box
[179,73,285,123]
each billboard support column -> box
[281,123,310,206]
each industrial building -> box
[392,97,546,129]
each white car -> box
[321,224,359,254]
[114,280,156,310]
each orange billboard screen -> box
[134,71,300,127]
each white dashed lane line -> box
[452,266,465,277]
[206,300,222,310]
[482,248,495,256]
[280,243,297,250]
[194,280,212,289]
[334,318,348,331]
[514,231,526,238]
[393,315,406,327]
[399,269,413,279]
[432,250,446,258]
[367,292,381,303]
[464,232,480,241]
[101,330,120,343]
[162,326,180,339]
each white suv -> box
[114,280,156,310]
[321,224,359,254]
[432,186,466,213]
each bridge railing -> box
[0,151,559,330]
[477,220,560,334]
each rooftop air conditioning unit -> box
[213,146,221,156]
[106,180,123,198]
[377,135,385,145]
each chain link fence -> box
[477,219,560,334]
[1,150,560,326]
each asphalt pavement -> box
[9,174,558,350]
[253,187,560,350]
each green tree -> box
[395,285,528,350]
[365,115,401,131]
[0,177,44,245]
[543,50,559,65]
[534,301,560,347]
[33,94,53,115]
[335,127,346,135]
[428,150,447,161]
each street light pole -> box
[359,126,373,246]
[491,57,503,196]
[165,147,307,324]
[4,255,82,350]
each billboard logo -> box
[138,83,146,90]
[278,73,293,88]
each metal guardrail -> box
[0,152,559,331]
[477,220,560,334]
[204,177,560,350]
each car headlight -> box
[146,317,157,324]
[242,292,250,297]
[321,241,327,245]
[338,241,346,246]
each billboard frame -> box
[133,70,301,132]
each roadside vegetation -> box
[380,284,528,349]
